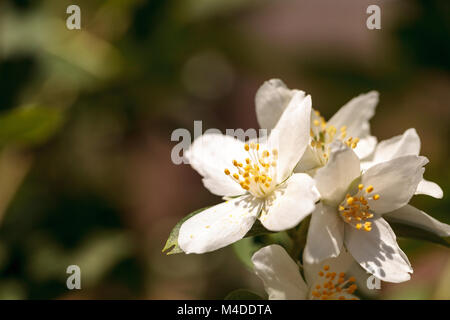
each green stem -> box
[288,215,311,264]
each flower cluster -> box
[168,79,450,300]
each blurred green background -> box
[0,0,448,299]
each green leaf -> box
[233,231,292,269]
[225,289,264,300]
[162,206,211,255]
[0,105,64,149]
[387,220,450,248]
[244,219,273,238]
[232,237,265,269]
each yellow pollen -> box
[308,113,359,166]
[311,265,359,300]
[224,143,278,197]
[339,183,376,232]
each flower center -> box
[224,142,278,198]
[310,265,358,300]
[310,110,359,166]
[338,184,380,232]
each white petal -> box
[304,203,344,264]
[178,196,261,254]
[361,128,420,170]
[384,204,450,237]
[328,91,378,139]
[314,141,360,205]
[268,93,311,182]
[346,263,380,297]
[255,79,301,130]
[295,145,321,173]
[415,179,443,199]
[259,173,319,232]
[353,135,377,160]
[186,133,248,197]
[371,128,421,164]
[303,249,354,288]
[252,245,308,300]
[345,217,413,283]
[361,155,428,214]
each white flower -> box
[178,92,319,254]
[252,244,360,300]
[303,141,439,283]
[255,79,378,173]
[361,128,443,199]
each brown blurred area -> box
[0,0,448,299]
